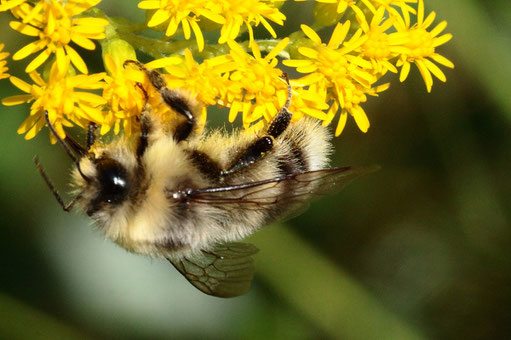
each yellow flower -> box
[138,0,285,51]
[138,0,225,52]
[9,0,109,74]
[217,0,286,46]
[0,43,9,80]
[101,54,146,136]
[394,0,454,92]
[361,0,417,18]
[357,6,409,75]
[146,49,234,131]
[0,0,27,12]
[1,58,106,141]
[223,39,290,129]
[8,0,102,22]
[327,82,389,136]
[284,22,378,134]
[145,45,328,133]
[288,84,330,123]
[149,49,232,107]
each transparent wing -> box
[176,166,379,219]
[168,242,259,298]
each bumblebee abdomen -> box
[275,118,332,174]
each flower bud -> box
[101,38,137,73]
[314,3,343,27]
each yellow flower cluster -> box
[2,57,105,141]
[8,0,109,74]
[139,0,285,51]
[284,0,453,135]
[0,0,453,142]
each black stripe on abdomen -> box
[277,140,309,176]
[187,150,222,181]
[263,141,310,223]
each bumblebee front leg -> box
[221,74,292,177]
[86,122,97,150]
[136,110,152,161]
[134,82,152,161]
[64,122,96,156]
[124,60,196,142]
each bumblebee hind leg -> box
[267,73,292,138]
[133,82,152,161]
[221,74,293,177]
[124,60,196,143]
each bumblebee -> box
[36,60,375,297]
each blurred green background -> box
[1,1,510,339]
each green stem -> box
[117,31,195,59]
[248,224,426,340]
[92,6,368,63]
[0,292,90,340]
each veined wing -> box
[166,166,377,297]
[169,165,379,213]
[168,242,259,298]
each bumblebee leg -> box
[124,60,196,142]
[86,122,97,150]
[137,110,151,160]
[221,74,293,177]
[160,89,195,142]
[267,73,292,139]
[133,81,152,160]
[64,134,87,156]
[61,121,95,156]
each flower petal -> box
[65,45,88,74]
[2,94,33,106]
[301,25,322,45]
[12,40,46,60]
[25,48,52,73]
[328,21,350,49]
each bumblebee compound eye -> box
[96,158,130,204]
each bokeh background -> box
[1,1,510,339]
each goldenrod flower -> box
[223,39,289,129]
[288,84,330,123]
[327,82,389,136]
[1,58,106,141]
[138,0,225,52]
[147,50,235,130]
[0,0,454,140]
[9,0,109,74]
[138,0,285,51]
[149,49,232,107]
[394,0,454,92]
[0,43,9,80]
[284,22,378,134]
[217,0,286,46]
[0,0,27,12]
[101,54,146,136]
[357,6,409,75]
[361,0,417,18]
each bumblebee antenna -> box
[44,110,90,182]
[34,156,79,212]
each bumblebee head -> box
[78,156,131,216]
[67,134,139,219]
[35,110,139,229]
